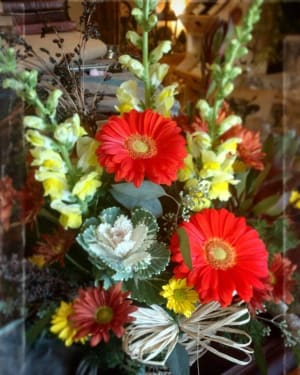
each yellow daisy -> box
[50,301,87,346]
[160,278,199,318]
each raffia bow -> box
[123,302,253,367]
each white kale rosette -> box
[77,207,170,302]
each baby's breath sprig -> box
[196,0,263,144]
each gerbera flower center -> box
[95,306,113,324]
[125,135,157,159]
[204,238,236,270]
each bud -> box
[24,116,47,130]
[149,41,171,63]
[46,89,63,115]
[196,100,212,121]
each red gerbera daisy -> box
[95,109,186,187]
[170,208,269,306]
[70,283,137,346]
[269,254,297,304]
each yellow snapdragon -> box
[115,80,141,114]
[153,83,178,117]
[178,154,196,182]
[76,137,102,173]
[51,200,82,229]
[54,113,87,147]
[72,171,102,201]
[25,129,55,148]
[35,170,68,200]
[30,148,67,173]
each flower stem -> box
[142,0,151,108]
[65,253,90,275]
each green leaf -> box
[253,342,268,375]
[125,271,171,305]
[177,227,192,270]
[247,163,271,196]
[252,194,281,216]
[166,343,189,375]
[26,307,55,345]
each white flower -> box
[77,207,169,281]
[91,214,152,271]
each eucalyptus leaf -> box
[110,182,166,216]
[166,343,189,375]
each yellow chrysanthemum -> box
[160,278,198,318]
[50,301,87,347]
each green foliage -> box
[125,271,170,305]
[176,227,192,270]
[251,217,299,256]
[26,304,56,345]
[77,336,145,375]
[292,346,300,367]
[244,319,271,375]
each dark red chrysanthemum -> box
[30,227,76,267]
[222,125,265,171]
[70,283,137,346]
[95,109,186,187]
[18,166,44,225]
[170,208,269,306]
[269,254,297,304]
[247,278,272,315]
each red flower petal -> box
[96,109,187,187]
[170,208,269,306]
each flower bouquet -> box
[1,1,300,374]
